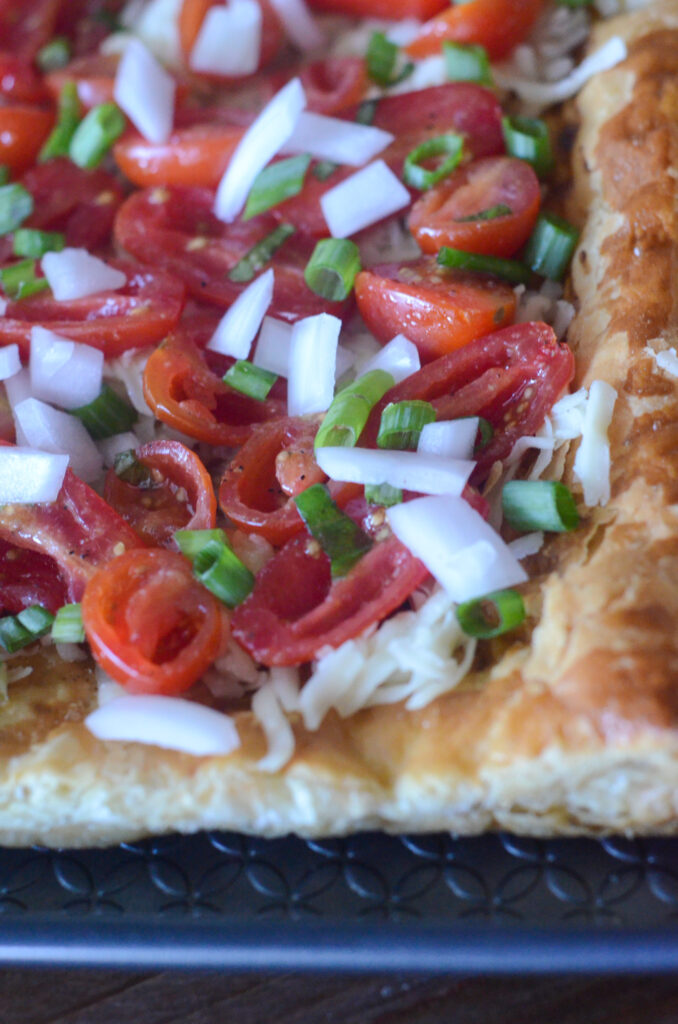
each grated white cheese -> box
[648,345,678,379]
[572,380,617,507]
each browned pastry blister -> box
[2,1,678,847]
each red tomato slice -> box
[232,532,428,666]
[82,549,225,694]
[0,465,143,604]
[362,321,575,478]
[46,53,119,109]
[0,106,54,177]
[218,416,327,546]
[0,262,185,359]
[143,330,286,447]
[307,0,447,18]
[114,186,349,321]
[355,256,516,362]
[0,0,62,61]
[178,0,283,74]
[0,540,69,615]
[55,1,128,57]
[104,440,217,548]
[407,0,544,60]
[299,56,368,115]
[408,156,541,257]
[114,122,247,190]
[0,54,52,104]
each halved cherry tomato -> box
[355,256,516,362]
[362,321,575,478]
[114,186,349,321]
[0,262,185,359]
[104,440,217,548]
[409,156,541,257]
[307,0,447,18]
[232,531,428,666]
[0,107,54,176]
[143,331,286,447]
[46,54,119,109]
[407,0,544,61]
[0,540,69,615]
[178,0,283,74]
[0,0,62,61]
[299,56,368,115]
[218,416,326,546]
[0,54,52,104]
[82,549,225,694]
[114,122,247,189]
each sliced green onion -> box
[437,245,530,285]
[502,116,553,177]
[228,222,295,283]
[443,41,492,84]
[295,483,372,578]
[315,369,394,449]
[523,212,580,281]
[474,416,494,452]
[377,400,436,450]
[502,480,579,533]
[0,616,33,653]
[39,81,81,162]
[0,183,33,236]
[113,449,154,487]
[17,605,55,637]
[69,102,126,169]
[403,133,465,191]
[457,203,512,223]
[71,384,138,440]
[355,99,378,125]
[13,228,65,259]
[0,167,9,186]
[312,160,338,182]
[37,36,71,72]
[223,359,278,401]
[556,0,592,7]
[193,538,254,608]
[51,603,85,644]
[305,238,362,302]
[366,32,414,87]
[364,482,403,507]
[0,259,50,300]
[244,154,311,220]
[175,528,230,561]
[456,589,525,639]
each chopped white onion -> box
[85,695,241,756]
[0,447,68,504]
[105,349,154,415]
[14,397,103,482]
[321,160,410,238]
[253,316,294,377]
[0,298,7,316]
[190,0,262,76]
[281,111,393,166]
[30,326,104,409]
[214,77,306,222]
[0,344,20,381]
[335,344,355,379]
[508,531,544,560]
[4,367,32,410]
[573,379,617,507]
[388,495,528,603]
[42,249,127,301]
[359,333,420,383]
[116,0,183,66]
[287,313,340,415]
[654,347,678,378]
[268,0,325,51]
[418,418,478,461]
[252,683,296,772]
[315,446,474,496]
[207,269,274,358]
[99,431,139,467]
[113,37,176,143]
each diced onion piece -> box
[315,446,473,495]
[508,531,544,560]
[268,0,324,51]
[30,326,104,409]
[287,313,340,415]
[321,160,410,238]
[98,431,139,467]
[214,77,306,223]
[113,37,176,143]
[418,418,478,460]
[42,248,126,301]
[14,397,103,482]
[85,695,241,756]
[360,333,420,383]
[253,315,293,377]
[387,495,527,603]
[4,367,31,410]
[654,347,678,377]
[0,344,20,381]
[0,447,68,504]
[206,268,274,358]
[281,111,393,167]
[573,379,617,507]
[252,682,296,772]
[190,0,262,76]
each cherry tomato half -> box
[0,0,62,61]
[407,0,544,61]
[0,107,54,177]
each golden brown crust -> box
[3,2,678,846]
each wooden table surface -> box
[2,969,678,1023]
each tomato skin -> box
[82,549,225,694]
[46,54,119,109]
[0,540,69,615]
[299,57,367,115]
[178,0,283,74]
[409,156,542,258]
[0,106,54,176]
[114,123,246,190]
[355,257,516,362]
[104,440,217,548]
[307,0,447,18]
[143,331,286,447]
[232,533,428,666]
[407,0,544,60]
[0,55,51,104]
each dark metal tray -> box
[1,831,678,972]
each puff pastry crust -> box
[3,1,678,847]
